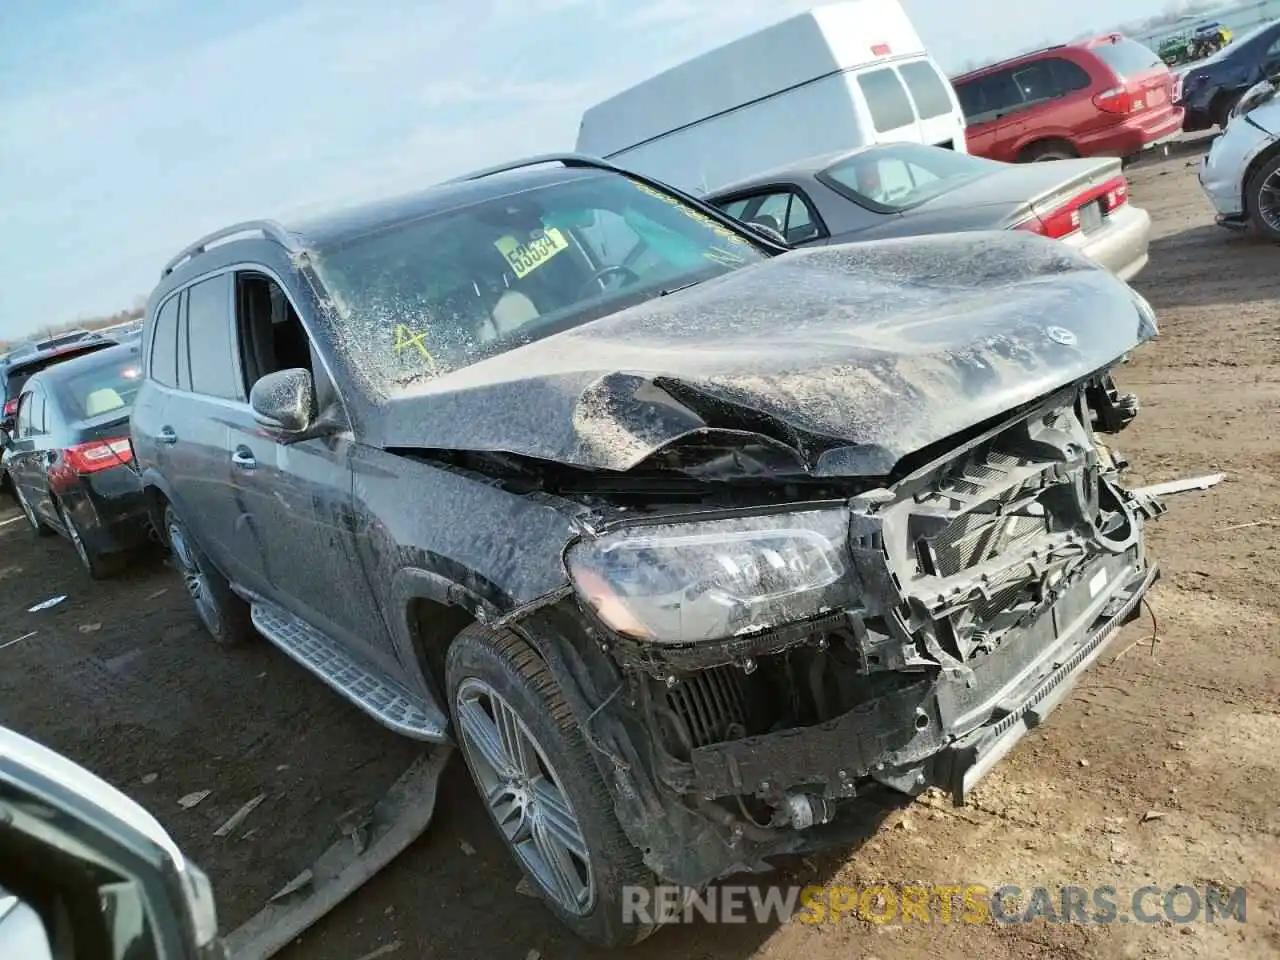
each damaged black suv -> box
[133,154,1163,946]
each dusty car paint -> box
[132,157,1163,902]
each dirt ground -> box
[2,145,1278,960]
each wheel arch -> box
[1242,138,1280,213]
[391,566,506,712]
[391,566,625,749]
[1016,136,1079,162]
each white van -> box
[575,0,967,196]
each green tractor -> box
[1160,34,1192,65]
[1160,22,1232,66]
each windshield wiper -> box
[659,278,703,297]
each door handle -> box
[231,447,257,470]
[157,426,178,445]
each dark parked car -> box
[134,154,1164,946]
[1179,19,1280,130]
[706,141,1151,280]
[1,344,150,578]
[1,335,116,499]
[952,34,1182,163]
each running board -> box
[250,603,449,742]
[223,746,453,959]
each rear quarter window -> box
[149,295,180,388]
[857,68,917,132]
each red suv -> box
[953,34,1184,163]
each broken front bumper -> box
[685,556,1156,806]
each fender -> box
[387,565,509,710]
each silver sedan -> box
[1199,80,1280,240]
[705,142,1152,281]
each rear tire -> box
[1019,140,1077,163]
[446,623,659,948]
[15,484,54,537]
[1246,153,1280,243]
[58,499,126,580]
[164,505,253,646]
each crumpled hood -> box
[382,231,1155,477]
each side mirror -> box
[746,221,789,247]
[0,726,225,958]
[249,368,316,434]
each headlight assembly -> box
[565,507,854,645]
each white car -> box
[1199,79,1280,240]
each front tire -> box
[1246,154,1280,242]
[164,505,252,645]
[446,624,659,947]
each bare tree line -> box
[2,299,145,353]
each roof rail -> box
[161,220,296,278]
[446,152,622,184]
[954,43,1067,77]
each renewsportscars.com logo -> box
[621,883,1248,926]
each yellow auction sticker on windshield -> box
[494,229,569,279]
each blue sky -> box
[0,0,1169,338]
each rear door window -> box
[1088,38,1161,77]
[898,61,954,119]
[185,273,244,402]
[857,68,917,132]
[149,295,180,388]
[715,190,824,244]
[1011,61,1061,103]
[1009,57,1091,104]
[956,69,1024,122]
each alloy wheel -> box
[454,677,595,916]
[1258,167,1280,235]
[167,520,223,636]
